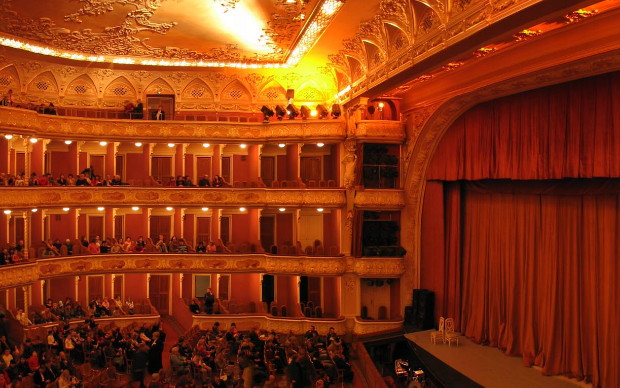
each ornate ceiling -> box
[0,0,345,65]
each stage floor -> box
[405,331,589,388]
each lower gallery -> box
[0,0,618,387]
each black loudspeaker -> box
[412,289,435,330]
[404,306,414,325]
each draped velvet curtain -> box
[420,71,620,388]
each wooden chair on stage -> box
[444,318,459,347]
[430,316,445,344]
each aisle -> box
[159,315,184,371]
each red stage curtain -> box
[426,71,620,181]
[450,181,618,388]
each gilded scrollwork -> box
[355,121,405,141]
[354,190,405,209]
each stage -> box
[404,331,589,388]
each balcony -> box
[0,254,405,289]
[0,106,347,142]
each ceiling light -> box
[3,210,10,215]
[202,143,210,148]
[62,207,70,211]
[278,143,286,148]
[31,208,38,213]
[201,207,209,211]
[97,207,105,211]
[279,208,286,212]
[132,206,140,211]
[239,144,247,149]
[166,207,173,211]
[317,208,324,212]
[310,110,318,117]
[135,142,142,147]
[29,138,38,143]
[4,135,12,140]
[168,143,175,148]
[239,207,246,212]
[64,140,73,145]
[99,141,107,146]
[317,142,325,147]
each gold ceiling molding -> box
[0,186,346,208]
[0,0,344,67]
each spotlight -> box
[132,206,140,211]
[97,207,105,211]
[168,143,175,148]
[3,210,10,215]
[201,207,209,211]
[278,143,286,148]
[135,142,142,147]
[317,142,325,147]
[239,207,246,212]
[378,102,385,110]
[317,208,324,212]
[286,104,298,120]
[29,138,38,143]
[99,141,107,146]
[239,144,247,149]
[4,134,13,140]
[261,105,274,122]
[62,207,70,211]
[275,105,286,120]
[316,105,329,119]
[300,105,311,120]
[202,143,210,148]
[64,140,73,145]
[278,207,286,212]
[310,110,318,117]
[331,104,341,119]
[166,206,173,211]
[31,208,38,213]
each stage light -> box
[64,140,73,145]
[378,102,385,110]
[286,104,299,120]
[275,105,286,120]
[300,105,311,120]
[310,110,318,117]
[316,105,329,119]
[367,105,376,115]
[261,105,274,122]
[331,104,341,119]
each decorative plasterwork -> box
[0,263,38,289]
[354,190,406,209]
[193,315,403,336]
[0,0,343,67]
[29,254,406,280]
[0,187,346,208]
[354,120,405,142]
[0,107,347,142]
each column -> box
[248,145,259,181]
[211,208,221,241]
[0,137,9,174]
[69,142,80,175]
[212,145,222,177]
[341,274,360,339]
[105,208,116,241]
[105,142,119,178]
[22,286,30,315]
[69,209,80,240]
[0,211,9,246]
[22,211,29,260]
[142,208,152,239]
[175,144,187,178]
[173,208,185,237]
[286,144,300,181]
[143,143,153,179]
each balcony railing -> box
[0,254,405,288]
[0,106,347,142]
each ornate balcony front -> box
[0,187,346,208]
[354,120,406,142]
[0,255,405,290]
[0,107,347,143]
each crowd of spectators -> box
[0,171,128,187]
[0,240,26,265]
[0,90,57,116]
[162,174,229,188]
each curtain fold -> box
[455,181,619,388]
